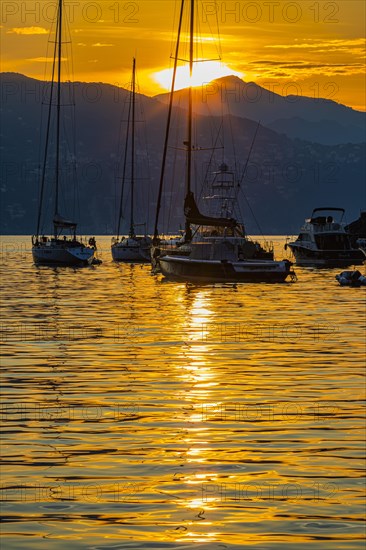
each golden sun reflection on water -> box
[1,236,365,549]
[176,291,234,542]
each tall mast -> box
[184,0,194,241]
[153,0,185,243]
[35,37,58,237]
[54,0,62,236]
[116,81,132,240]
[129,57,136,238]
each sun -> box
[153,61,243,91]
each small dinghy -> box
[91,257,103,265]
[336,270,366,287]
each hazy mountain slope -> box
[1,73,365,235]
[155,76,365,145]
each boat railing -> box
[159,237,186,250]
[248,238,274,254]
[263,240,274,253]
[313,222,343,233]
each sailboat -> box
[32,0,96,266]
[154,0,295,283]
[111,58,152,262]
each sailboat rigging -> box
[154,0,295,283]
[32,0,96,266]
[111,58,152,262]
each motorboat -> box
[287,207,364,267]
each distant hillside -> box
[1,72,365,235]
[155,76,365,145]
[266,117,365,146]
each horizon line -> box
[1,71,366,112]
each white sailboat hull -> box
[111,238,151,262]
[32,243,95,266]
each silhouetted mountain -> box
[266,117,365,146]
[1,72,365,235]
[155,76,365,145]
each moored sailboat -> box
[32,0,96,266]
[159,162,293,283]
[154,0,295,283]
[111,58,152,262]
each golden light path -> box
[153,60,243,91]
[175,290,223,543]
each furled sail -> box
[184,191,237,228]
[53,214,77,229]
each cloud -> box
[265,38,366,55]
[92,43,113,47]
[248,59,365,77]
[251,60,362,69]
[27,57,67,63]
[7,27,48,35]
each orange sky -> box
[1,0,365,110]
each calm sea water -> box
[1,236,365,550]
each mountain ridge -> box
[1,73,365,234]
[154,74,365,145]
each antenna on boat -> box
[238,120,268,242]
[238,120,260,187]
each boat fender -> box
[336,270,366,286]
[351,270,361,281]
[336,276,352,286]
